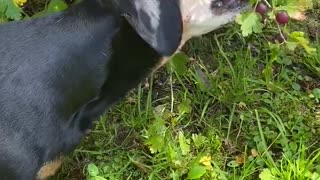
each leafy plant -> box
[0,0,23,20]
[0,0,68,22]
[0,0,318,180]
[236,0,315,53]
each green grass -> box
[2,1,315,179]
[52,6,320,179]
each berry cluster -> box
[255,1,290,43]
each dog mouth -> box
[210,0,249,15]
[180,0,249,40]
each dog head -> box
[180,0,249,43]
[117,0,248,56]
[116,0,182,56]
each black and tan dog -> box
[0,0,248,179]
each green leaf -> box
[236,12,262,37]
[167,52,189,75]
[145,118,166,138]
[286,31,316,54]
[227,160,240,168]
[268,43,281,63]
[167,143,177,161]
[259,169,276,180]
[0,0,7,13]
[178,98,191,114]
[144,118,167,153]
[187,165,207,179]
[191,134,207,148]
[256,158,265,166]
[170,170,181,180]
[276,58,292,65]
[92,176,107,180]
[87,163,99,176]
[1,0,22,20]
[178,131,190,156]
[145,135,165,154]
[292,83,301,91]
[312,88,320,99]
[289,141,298,151]
[47,0,68,13]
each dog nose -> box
[211,0,223,7]
[211,0,243,8]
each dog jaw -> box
[180,0,249,44]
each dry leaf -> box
[291,11,307,21]
[235,155,245,165]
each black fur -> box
[0,0,182,179]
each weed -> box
[1,0,319,179]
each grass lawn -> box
[51,3,320,180]
[3,0,317,179]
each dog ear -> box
[118,0,182,56]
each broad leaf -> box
[236,12,262,36]
[187,165,207,179]
[178,131,190,156]
[87,163,99,176]
[167,52,189,75]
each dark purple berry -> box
[276,11,290,25]
[255,2,269,15]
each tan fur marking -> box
[37,157,63,180]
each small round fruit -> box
[255,2,269,15]
[276,11,290,25]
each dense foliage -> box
[0,0,319,179]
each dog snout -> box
[211,0,247,9]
